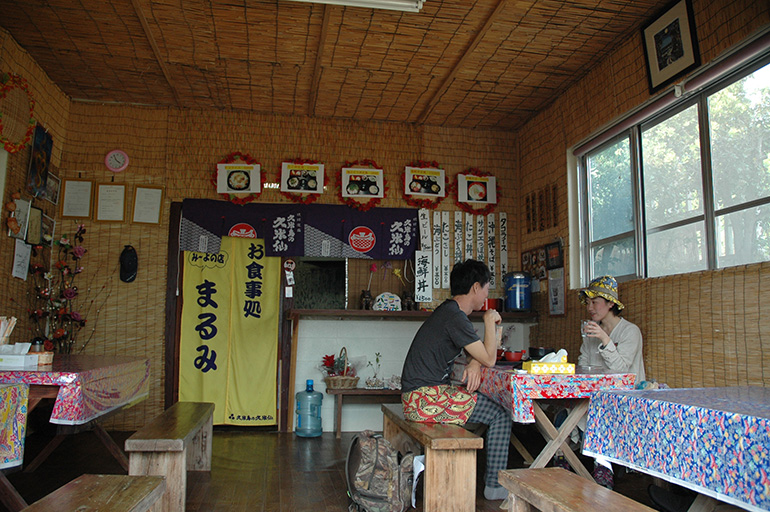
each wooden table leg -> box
[510,432,534,466]
[530,400,594,481]
[24,434,66,473]
[93,424,130,471]
[335,394,343,439]
[0,472,27,511]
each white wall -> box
[292,316,532,433]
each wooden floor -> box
[3,423,663,511]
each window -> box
[579,58,770,282]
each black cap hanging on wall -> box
[120,245,138,283]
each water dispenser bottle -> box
[295,379,323,437]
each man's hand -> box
[483,308,502,325]
[463,359,482,392]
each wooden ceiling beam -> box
[130,0,182,107]
[416,0,510,125]
[309,5,332,116]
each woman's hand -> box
[584,320,611,346]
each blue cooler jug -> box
[504,272,532,311]
[295,379,323,437]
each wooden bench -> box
[499,468,656,511]
[22,474,165,512]
[381,403,483,512]
[125,402,214,512]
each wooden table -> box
[0,355,150,474]
[0,383,30,511]
[454,363,636,481]
[325,388,401,438]
[583,386,770,512]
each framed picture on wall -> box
[41,213,55,246]
[60,179,93,219]
[131,186,164,224]
[44,172,61,205]
[94,183,126,222]
[545,241,563,269]
[641,0,700,93]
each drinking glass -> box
[581,320,591,339]
[495,325,503,347]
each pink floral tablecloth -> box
[0,355,150,425]
[0,383,28,469]
[454,363,636,423]
[583,387,770,512]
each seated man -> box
[400,259,511,501]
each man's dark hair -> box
[450,259,491,296]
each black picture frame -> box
[545,241,563,270]
[641,0,700,94]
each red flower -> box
[322,354,335,368]
[43,339,54,351]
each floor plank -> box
[2,423,660,511]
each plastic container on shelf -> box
[295,379,323,437]
[504,271,532,311]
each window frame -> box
[578,52,770,284]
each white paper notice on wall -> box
[418,208,431,250]
[12,239,30,281]
[487,214,496,289]
[454,211,463,265]
[432,212,441,289]
[476,216,485,263]
[441,211,450,288]
[499,212,508,277]
[464,213,474,261]
[414,250,433,303]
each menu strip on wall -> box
[441,211,450,289]
[454,211,463,265]
[499,212,508,277]
[487,214,496,289]
[414,250,432,303]
[418,208,431,250]
[432,211,441,289]
[476,215,484,263]
[464,213,474,261]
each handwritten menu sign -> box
[414,250,432,303]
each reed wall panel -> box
[523,0,770,388]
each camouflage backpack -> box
[346,430,414,512]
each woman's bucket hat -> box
[579,275,624,310]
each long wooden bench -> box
[381,403,483,512]
[499,468,656,511]
[124,402,214,512]
[22,474,165,512]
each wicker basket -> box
[324,347,359,389]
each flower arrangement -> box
[321,353,357,377]
[28,224,89,353]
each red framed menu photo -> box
[457,174,497,204]
[404,166,445,198]
[341,167,384,199]
[216,163,261,194]
[280,161,324,194]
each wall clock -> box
[105,149,129,173]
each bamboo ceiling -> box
[0,0,670,130]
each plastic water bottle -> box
[295,379,323,437]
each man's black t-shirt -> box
[401,299,479,392]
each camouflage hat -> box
[578,275,624,310]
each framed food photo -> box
[404,166,445,197]
[44,172,61,204]
[216,162,261,195]
[41,214,55,246]
[457,174,497,204]
[341,167,384,199]
[280,161,323,194]
[641,0,700,93]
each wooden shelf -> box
[286,308,537,322]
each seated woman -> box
[555,275,645,489]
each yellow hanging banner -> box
[180,237,279,425]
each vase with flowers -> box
[28,224,88,354]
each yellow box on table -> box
[522,353,575,375]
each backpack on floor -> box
[346,430,414,512]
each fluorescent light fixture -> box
[286,0,425,12]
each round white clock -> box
[105,149,129,172]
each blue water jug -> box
[504,271,532,311]
[295,379,323,437]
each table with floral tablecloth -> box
[0,355,149,425]
[0,383,28,470]
[583,386,770,512]
[452,363,636,481]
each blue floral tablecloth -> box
[583,386,770,511]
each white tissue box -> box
[522,361,575,374]
[0,354,38,368]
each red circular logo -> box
[228,223,256,238]
[349,226,376,253]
